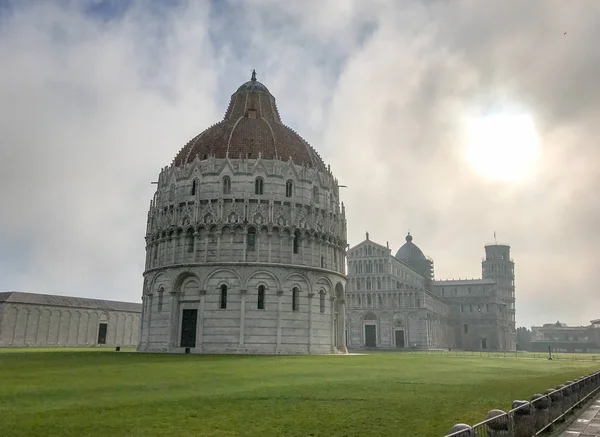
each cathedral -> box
[139,71,348,354]
[345,233,516,351]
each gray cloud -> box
[0,0,598,327]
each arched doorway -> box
[363,311,378,348]
[394,320,405,348]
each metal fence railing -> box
[402,349,600,362]
[443,369,600,437]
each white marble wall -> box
[0,303,140,347]
[140,265,346,354]
[346,309,453,350]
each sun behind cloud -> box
[463,112,541,182]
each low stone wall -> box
[444,370,600,437]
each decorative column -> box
[267,231,273,262]
[239,289,247,346]
[330,296,336,352]
[146,293,153,350]
[170,235,176,264]
[203,233,209,262]
[338,297,347,353]
[216,231,222,261]
[159,238,165,266]
[180,233,186,263]
[194,231,201,263]
[196,290,206,351]
[308,292,314,353]
[168,291,178,348]
[276,289,284,352]
[242,229,247,262]
[278,230,283,261]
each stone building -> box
[530,320,600,353]
[139,71,348,354]
[0,292,141,347]
[345,233,515,351]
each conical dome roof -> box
[173,70,326,170]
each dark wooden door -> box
[97,323,107,344]
[180,309,198,348]
[365,325,376,347]
[395,330,405,348]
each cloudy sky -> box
[1,0,598,327]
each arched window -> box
[319,290,326,313]
[247,227,256,251]
[223,176,231,194]
[157,287,164,312]
[255,177,264,195]
[367,294,372,306]
[292,287,299,311]
[220,284,228,309]
[169,185,175,202]
[285,180,293,197]
[463,324,468,334]
[257,285,265,310]
[191,179,198,196]
[186,229,195,253]
[313,186,319,203]
[293,231,300,254]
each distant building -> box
[0,292,141,347]
[345,233,515,351]
[530,320,600,353]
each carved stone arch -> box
[204,212,214,225]
[218,159,236,177]
[335,282,344,299]
[203,268,243,291]
[315,276,334,294]
[282,272,311,293]
[173,271,201,294]
[250,158,269,177]
[363,311,378,321]
[245,270,281,291]
[149,272,171,294]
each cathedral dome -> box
[395,233,427,261]
[173,70,326,171]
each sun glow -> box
[464,112,540,182]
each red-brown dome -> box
[173,71,326,170]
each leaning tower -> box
[482,244,516,350]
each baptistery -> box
[138,71,348,354]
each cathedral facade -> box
[345,233,515,351]
[139,72,348,354]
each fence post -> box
[511,400,535,437]
[546,388,562,424]
[447,424,474,437]
[485,409,509,436]
[561,383,573,411]
[531,394,550,432]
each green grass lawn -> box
[0,350,597,437]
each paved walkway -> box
[560,398,600,436]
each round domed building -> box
[138,71,348,354]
